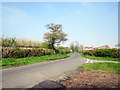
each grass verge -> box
[2,53,73,68]
[81,54,120,61]
[79,62,120,74]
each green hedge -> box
[81,49,120,58]
[56,48,71,54]
[81,50,94,56]
[2,47,55,58]
[55,46,71,54]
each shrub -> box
[81,49,120,58]
[94,49,119,58]
[56,46,71,54]
[12,48,25,58]
[1,38,42,48]
[81,50,94,56]
[2,47,55,58]
[1,37,16,47]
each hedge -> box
[56,48,71,54]
[81,48,120,58]
[2,47,55,58]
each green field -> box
[79,62,120,74]
[2,53,73,68]
[81,54,120,61]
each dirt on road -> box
[59,71,120,88]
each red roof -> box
[84,45,110,50]
[84,47,93,49]
[104,45,110,49]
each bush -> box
[81,49,120,58]
[13,48,25,58]
[94,49,119,58]
[2,47,55,58]
[1,37,16,47]
[81,50,94,56]
[1,37,42,48]
[56,46,71,54]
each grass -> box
[79,62,120,74]
[81,54,120,61]
[0,60,2,67]
[2,53,73,68]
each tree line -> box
[1,23,83,53]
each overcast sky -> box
[1,2,118,47]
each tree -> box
[56,46,71,54]
[115,44,120,49]
[79,45,84,51]
[2,37,16,47]
[41,42,49,49]
[70,41,83,52]
[43,23,68,51]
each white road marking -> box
[91,60,93,63]
[85,59,93,63]
[85,59,89,63]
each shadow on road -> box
[28,80,66,90]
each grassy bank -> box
[81,54,120,61]
[79,62,120,74]
[2,53,73,68]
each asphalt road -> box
[2,53,87,88]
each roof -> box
[84,47,93,49]
[84,45,110,50]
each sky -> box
[1,2,118,48]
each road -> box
[2,53,87,88]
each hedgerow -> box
[81,48,120,58]
[2,47,55,58]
